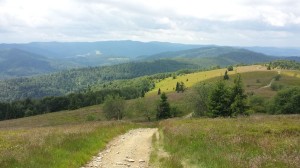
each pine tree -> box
[230,74,247,116]
[224,70,229,80]
[179,82,185,92]
[156,93,171,119]
[267,62,271,70]
[175,82,180,93]
[208,81,231,117]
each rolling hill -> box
[0,48,73,79]
[0,49,56,79]
[143,46,277,67]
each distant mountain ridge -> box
[142,46,277,67]
[0,40,299,79]
[0,48,56,79]
[0,40,202,59]
[0,48,77,79]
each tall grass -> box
[160,115,300,168]
[0,121,138,168]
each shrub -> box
[227,65,234,71]
[270,83,284,91]
[270,87,300,114]
[248,95,266,113]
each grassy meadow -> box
[147,65,267,96]
[0,104,143,168]
[159,115,300,168]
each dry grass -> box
[160,115,300,168]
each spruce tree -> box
[175,82,180,93]
[224,70,229,80]
[230,74,247,116]
[156,93,171,119]
[208,81,231,117]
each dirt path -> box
[82,128,158,168]
[259,78,275,89]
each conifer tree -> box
[208,81,231,117]
[230,74,247,116]
[158,88,161,95]
[175,82,180,93]
[156,93,171,119]
[224,70,229,80]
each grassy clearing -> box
[0,121,139,168]
[147,65,267,96]
[159,115,300,168]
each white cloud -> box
[0,0,299,47]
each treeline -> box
[0,77,155,121]
[0,60,196,102]
[189,74,248,117]
[248,86,300,114]
[269,60,300,70]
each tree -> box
[175,82,185,93]
[175,82,180,93]
[267,62,271,70]
[208,81,231,117]
[135,98,152,121]
[103,95,125,120]
[156,93,171,119]
[224,70,229,80]
[271,87,300,114]
[230,74,247,116]
[179,82,185,92]
[158,88,161,95]
[227,65,233,71]
[189,83,211,117]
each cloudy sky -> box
[0,0,299,47]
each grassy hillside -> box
[0,104,149,168]
[0,121,139,168]
[156,115,300,168]
[147,65,268,95]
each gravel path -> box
[82,128,158,168]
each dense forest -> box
[0,76,157,120]
[0,60,196,102]
[269,60,300,70]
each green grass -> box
[0,104,105,128]
[0,121,139,168]
[147,65,270,96]
[159,115,300,168]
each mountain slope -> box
[245,46,300,57]
[0,49,57,79]
[0,60,196,102]
[144,46,276,67]
[0,48,76,79]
